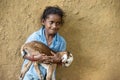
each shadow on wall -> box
[56,14,97,80]
[57,0,120,79]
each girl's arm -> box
[23,54,51,63]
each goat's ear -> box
[67,51,71,55]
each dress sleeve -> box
[25,32,40,43]
[59,38,66,51]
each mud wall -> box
[0,0,120,80]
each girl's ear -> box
[41,19,45,25]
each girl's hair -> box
[41,6,65,24]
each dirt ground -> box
[0,0,120,80]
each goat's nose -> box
[66,61,68,63]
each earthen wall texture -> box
[0,0,120,80]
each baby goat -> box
[20,41,73,80]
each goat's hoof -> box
[19,74,24,80]
[40,74,44,80]
[19,77,23,80]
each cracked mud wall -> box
[0,0,120,80]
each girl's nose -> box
[52,23,57,28]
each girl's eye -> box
[56,22,61,25]
[49,21,61,25]
[50,21,54,24]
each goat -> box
[20,41,73,80]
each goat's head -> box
[61,51,73,67]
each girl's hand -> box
[34,54,56,64]
[48,51,62,64]
[33,54,48,62]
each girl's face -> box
[42,14,62,35]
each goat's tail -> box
[20,44,26,57]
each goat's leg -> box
[51,70,56,80]
[33,62,44,80]
[20,61,32,80]
[46,64,56,80]
[51,64,57,80]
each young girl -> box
[21,6,66,80]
